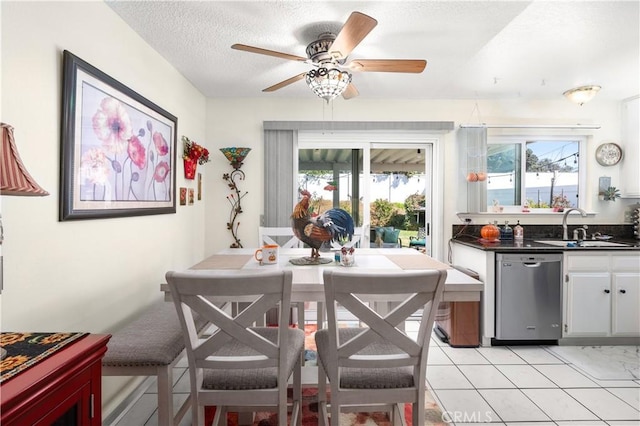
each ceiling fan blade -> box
[232,44,307,62]
[347,59,427,73]
[329,12,378,60]
[342,83,359,100]
[262,73,307,92]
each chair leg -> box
[392,403,403,425]
[329,390,340,426]
[203,405,213,426]
[293,356,302,426]
[414,393,425,426]
[278,387,287,426]
[317,361,328,426]
[156,366,173,426]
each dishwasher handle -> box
[523,262,542,268]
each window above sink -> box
[487,137,586,212]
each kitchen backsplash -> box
[452,224,636,240]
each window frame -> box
[487,135,587,211]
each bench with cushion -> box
[102,300,208,426]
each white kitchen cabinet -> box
[613,274,640,335]
[564,252,640,338]
[566,272,611,336]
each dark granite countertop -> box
[451,234,640,252]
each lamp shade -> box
[220,147,251,170]
[305,67,352,101]
[1,123,49,196]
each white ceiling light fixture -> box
[563,85,601,105]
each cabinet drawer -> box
[566,255,610,271]
[611,255,640,272]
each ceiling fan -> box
[231,11,427,101]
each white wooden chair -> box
[315,268,447,426]
[350,225,368,248]
[258,226,301,248]
[166,269,304,426]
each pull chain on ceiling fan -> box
[231,11,427,101]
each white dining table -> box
[161,247,483,304]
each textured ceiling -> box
[105,1,639,102]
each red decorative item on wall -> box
[182,135,209,180]
[184,158,197,180]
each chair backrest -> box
[322,268,446,373]
[258,226,301,248]
[417,227,426,239]
[166,269,294,376]
[350,225,368,247]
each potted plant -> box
[602,186,621,201]
[551,194,571,212]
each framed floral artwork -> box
[60,50,177,220]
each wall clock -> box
[595,142,623,166]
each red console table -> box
[1,334,111,425]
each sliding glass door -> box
[297,135,433,254]
[298,148,363,226]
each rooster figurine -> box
[292,190,355,260]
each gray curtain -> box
[263,129,297,227]
[457,127,487,212]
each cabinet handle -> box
[604,289,610,294]
[620,289,627,294]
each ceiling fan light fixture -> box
[305,67,352,101]
[563,85,601,105]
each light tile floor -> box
[107,325,640,426]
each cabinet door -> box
[612,273,640,336]
[566,272,611,336]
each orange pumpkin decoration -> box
[480,222,501,241]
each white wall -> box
[1,1,207,414]
[205,97,637,257]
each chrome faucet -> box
[562,208,588,240]
[573,226,589,241]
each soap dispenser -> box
[514,220,524,241]
[500,221,513,240]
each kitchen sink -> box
[534,240,631,247]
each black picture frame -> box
[60,50,177,220]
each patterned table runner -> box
[190,255,253,270]
[0,332,88,383]
[385,254,451,271]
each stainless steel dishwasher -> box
[496,253,563,342]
